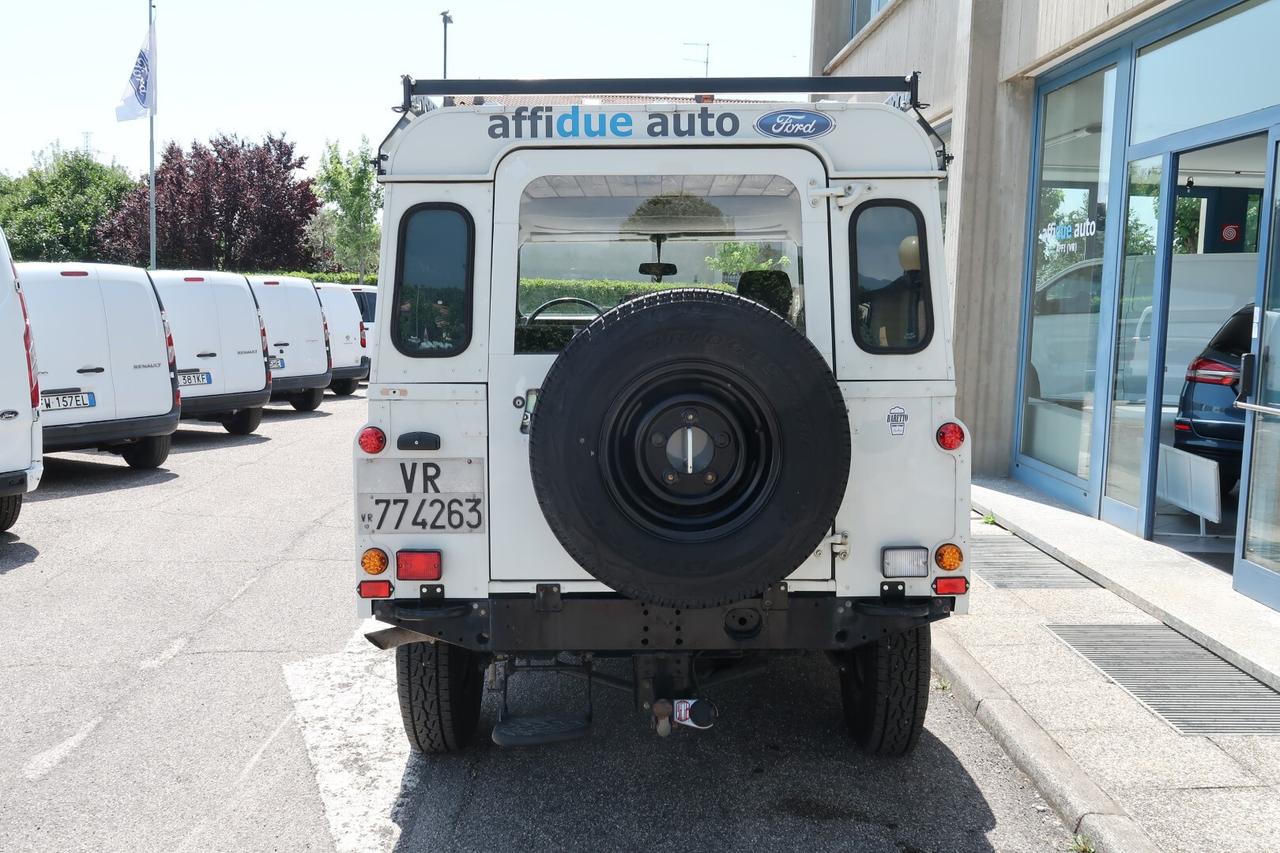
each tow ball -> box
[652,698,718,736]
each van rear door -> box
[21,264,118,425]
[250,278,328,379]
[211,274,267,394]
[99,268,172,419]
[0,238,34,475]
[154,273,226,397]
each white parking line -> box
[23,717,102,781]
[139,637,188,670]
[283,620,412,853]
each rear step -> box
[489,654,594,748]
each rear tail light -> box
[322,311,332,370]
[933,577,969,596]
[936,422,965,450]
[161,309,180,406]
[396,550,442,581]
[59,270,89,277]
[1175,419,1193,432]
[358,426,387,454]
[183,276,204,282]
[935,544,964,571]
[16,278,39,410]
[359,320,367,350]
[258,311,271,384]
[358,580,392,598]
[1186,357,1239,386]
[361,548,389,575]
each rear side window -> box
[850,201,933,353]
[354,291,376,323]
[1209,308,1253,357]
[393,204,473,357]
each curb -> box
[970,497,1280,695]
[931,630,1162,853]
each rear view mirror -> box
[639,263,677,277]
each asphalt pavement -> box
[0,390,1070,852]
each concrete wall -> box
[811,0,854,76]
[999,0,1174,78]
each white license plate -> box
[178,371,212,387]
[357,458,485,533]
[42,392,96,411]
[268,356,285,370]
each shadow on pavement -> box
[0,533,38,574]
[169,428,270,454]
[390,654,998,852]
[26,456,178,502]
[261,406,332,421]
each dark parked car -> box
[1174,304,1250,495]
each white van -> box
[246,276,332,411]
[151,271,272,434]
[0,229,42,532]
[346,283,377,364]
[19,263,179,468]
[315,282,369,395]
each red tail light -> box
[358,580,393,599]
[322,311,332,370]
[258,311,271,384]
[359,320,367,349]
[933,577,969,596]
[16,276,39,410]
[161,310,180,406]
[183,276,204,282]
[1186,357,1239,386]
[396,550,442,581]
[358,426,386,454]
[59,270,89,277]
[936,422,965,451]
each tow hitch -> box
[652,697,718,736]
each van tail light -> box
[16,279,39,410]
[358,426,386,454]
[358,580,392,598]
[933,577,969,596]
[258,311,271,385]
[322,311,332,370]
[1186,357,1239,386]
[161,310,180,406]
[936,422,965,451]
[359,320,367,349]
[396,550,442,581]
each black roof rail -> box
[398,73,922,114]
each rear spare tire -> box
[529,290,850,608]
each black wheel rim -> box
[598,360,781,542]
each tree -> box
[303,206,341,272]
[0,146,136,261]
[705,242,790,278]
[96,134,320,270]
[314,138,382,284]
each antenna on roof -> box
[683,42,710,78]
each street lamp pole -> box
[441,10,453,79]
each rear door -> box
[154,273,225,397]
[317,285,362,369]
[251,278,327,378]
[0,236,34,474]
[486,147,833,584]
[21,264,117,424]
[210,274,266,394]
[99,268,172,418]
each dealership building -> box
[813,0,1280,610]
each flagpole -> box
[147,0,156,270]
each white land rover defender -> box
[356,75,970,756]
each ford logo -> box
[754,109,834,139]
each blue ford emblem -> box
[754,109,834,139]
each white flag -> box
[115,24,156,121]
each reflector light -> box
[361,548,389,575]
[1174,420,1192,432]
[60,270,89,277]
[358,580,392,598]
[935,544,964,571]
[936,422,965,450]
[357,426,386,454]
[397,550,442,581]
[933,577,968,596]
[1186,357,1239,386]
[882,546,929,578]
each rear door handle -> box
[76,367,105,374]
[273,342,289,347]
[196,352,217,358]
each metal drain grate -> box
[970,535,1098,589]
[1050,624,1280,736]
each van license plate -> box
[42,392,96,411]
[268,357,285,370]
[357,458,485,534]
[178,371,212,386]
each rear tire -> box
[396,641,485,754]
[838,626,931,756]
[0,494,21,532]
[291,387,324,412]
[329,378,359,396]
[121,435,171,469]
[222,407,263,435]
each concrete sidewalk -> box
[932,510,1280,853]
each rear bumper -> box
[180,385,271,418]
[270,370,333,395]
[0,469,27,498]
[44,403,181,452]
[369,594,953,654]
[331,357,370,382]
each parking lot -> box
[0,392,1069,852]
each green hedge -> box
[252,270,375,285]
[517,278,732,313]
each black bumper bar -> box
[44,404,180,452]
[330,357,370,382]
[180,385,271,418]
[0,469,27,497]
[270,370,333,395]
[370,594,953,654]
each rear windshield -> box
[1209,308,1253,357]
[353,290,376,323]
[850,201,933,353]
[393,204,474,357]
[514,173,804,353]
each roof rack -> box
[398,73,923,114]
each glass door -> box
[1235,128,1280,611]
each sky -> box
[0,0,814,179]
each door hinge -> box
[824,532,850,560]
[808,183,871,209]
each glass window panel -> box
[393,206,474,357]
[851,202,933,352]
[1103,157,1163,507]
[1019,67,1114,478]
[1131,0,1280,144]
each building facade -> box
[813,0,1280,610]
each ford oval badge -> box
[754,109,834,139]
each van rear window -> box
[850,201,933,353]
[393,204,474,357]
